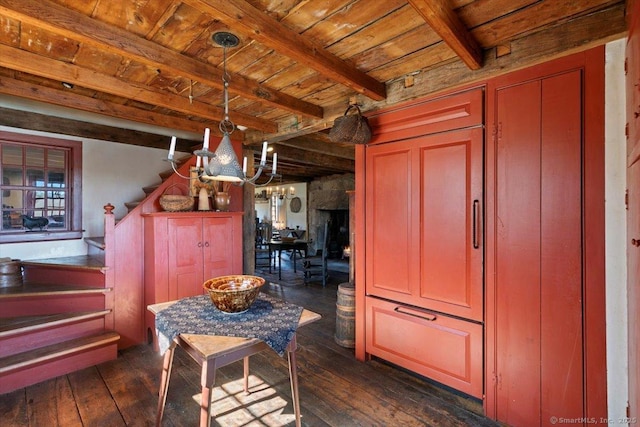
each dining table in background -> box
[268,239,308,279]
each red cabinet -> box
[358,50,607,424]
[484,50,607,424]
[361,88,484,397]
[143,212,243,337]
[365,127,483,321]
[365,296,483,398]
[491,72,584,425]
[628,160,640,422]
[627,0,640,417]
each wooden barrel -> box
[334,282,355,348]
[0,259,23,288]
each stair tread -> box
[21,255,107,272]
[0,282,112,299]
[0,331,120,374]
[142,184,160,193]
[158,169,174,180]
[159,155,191,179]
[84,236,105,250]
[0,310,112,338]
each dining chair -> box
[255,222,272,268]
[302,221,329,287]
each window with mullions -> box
[0,132,82,243]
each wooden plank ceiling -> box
[0,0,627,183]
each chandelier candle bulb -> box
[168,136,176,160]
[203,128,210,150]
[272,153,278,174]
[242,156,247,174]
[196,155,201,168]
[261,141,268,164]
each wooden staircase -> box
[124,156,188,213]
[0,154,224,395]
[0,256,119,394]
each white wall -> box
[82,138,177,231]
[0,125,179,260]
[0,94,198,140]
[605,38,629,421]
[255,199,270,223]
[282,182,307,230]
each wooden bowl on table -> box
[203,275,265,313]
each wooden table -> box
[268,240,308,279]
[281,228,306,240]
[148,300,321,427]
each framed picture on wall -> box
[290,196,302,213]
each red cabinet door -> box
[365,141,414,298]
[167,217,205,300]
[202,216,238,280]
[365,127,483,321]
[628,160,640,421]
[417,127,483,321]
[628,1,640,419]
[494,70,583,425]
[365,296,483,398]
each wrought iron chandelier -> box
[167,32,278,186]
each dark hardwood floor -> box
[0,255,498,426]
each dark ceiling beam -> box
[254,172,313,185]
[184,0,387,101]
[0,75,215,135]
[245,131,355,160]
[407,0,483,70]
[0,107,197,151]
[245,153,334,184]
[0,44,277,133]
[245,120,334,145]
[275,136,355,160]
[270,144,355,171]
[0,0,323,120]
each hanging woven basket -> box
[329,104,372,145]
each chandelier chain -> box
[166,31,279,186]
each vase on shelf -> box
[198,187,211,211]
[214,192,230,211]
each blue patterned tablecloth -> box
[155,293,304,357]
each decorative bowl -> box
[280,236,296,243]
[203,275,265,313]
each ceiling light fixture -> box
[166,31,278,186]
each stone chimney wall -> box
[307,173,355,251]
